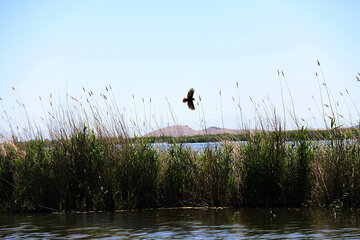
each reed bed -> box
[1,126,359,212]
[0,64,360,212]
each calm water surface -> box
[153,142,227,151]
[1,208,360,239]
[153,140,339,151]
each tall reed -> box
[0,62,359,212]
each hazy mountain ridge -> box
[145,125,246,137]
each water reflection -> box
[153,142,228,151]
[152,140,344,152]
[1,208,360,239]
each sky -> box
[0,0,360,137]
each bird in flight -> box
[183,88,195,110]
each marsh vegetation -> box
[0,64,359,212]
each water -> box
[1,208,360,239]
[153,142,225,151]
[153,139,350,151]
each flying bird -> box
[183,88,195,110]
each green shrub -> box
[113,137,159,209]
[240,131,287,206]
[197,144,237,207]
[159,144,196,206]
[64,125,109,211]
[284,127,313,206]
[12,140,55,212]
[0,144,16,211]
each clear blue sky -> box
[1,0,360,135]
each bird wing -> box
[187,99,195,110]
[187,88,194,99]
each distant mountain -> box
[144,125,247,137]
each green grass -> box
[0,66,360,212]
[145,127,360,143]
[1,123,360,212]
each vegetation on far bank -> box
[145,127,360,143]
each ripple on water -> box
[1,208,360,239]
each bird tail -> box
[183,97,188,103]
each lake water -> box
[1,208,360,239]
[153,142,229,151]
[153,139,349,151]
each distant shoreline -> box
[142,125,359,143]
